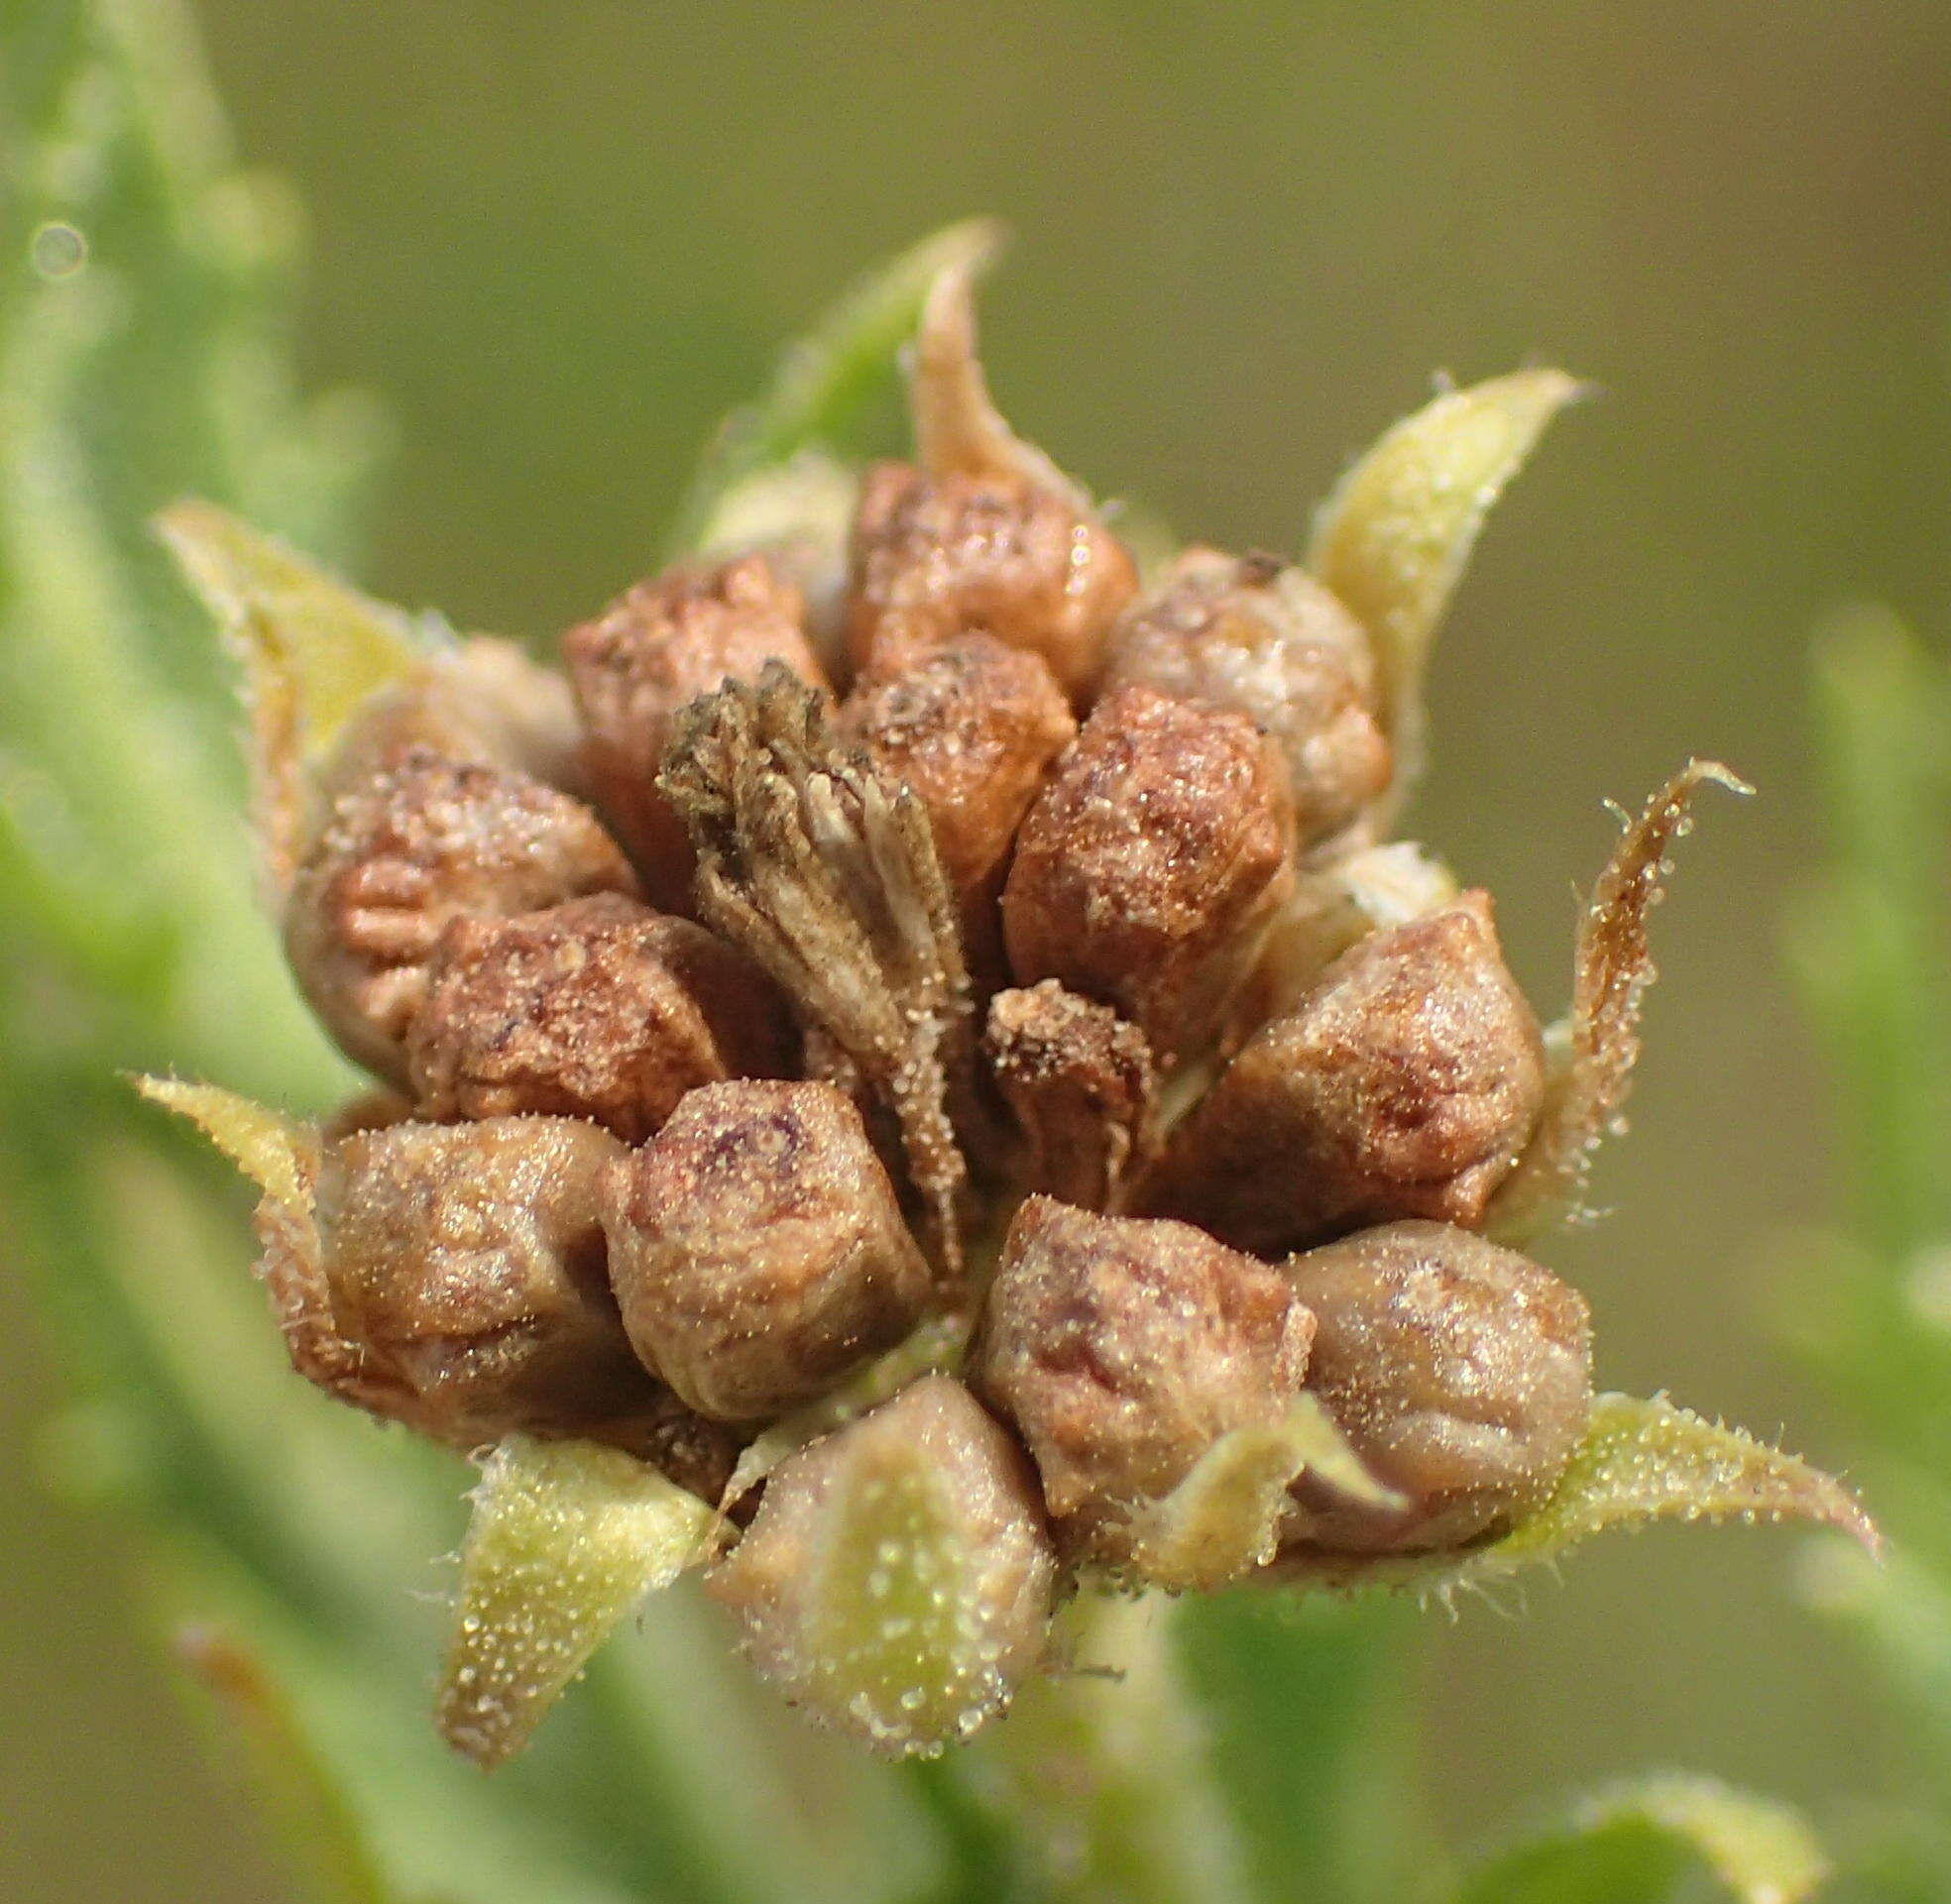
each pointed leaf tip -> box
[134,1074,317,1216]
[437,1435,716,1770]
[1492,759,1753,1241]
[1286,1393,1877,1594]
[1308,368,1587,804]
[1457,1773,1829,1904]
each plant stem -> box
[974,1590,1254,1904]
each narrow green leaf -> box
[1282,1393,1879,1594]
[665,218,1004,555]
[437,1436,716,1769]
[1308,368,1585,802]
[1454,1773,1829,1904]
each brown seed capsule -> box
[602,1080,933,1422]
[846,460,1137,698]
[969,1196,1315,1564]
[1000,683,1297,1064]
[278,1114,668,1448]
[983,982,1157,1212]
[1138,892,1545,1256]
[562,552,832,909]
[706,1375,1058,1754]
[405,892,797,1143]
[836,633,1076,987]
[1276,1220,1593,1553]
[1101,549,1392,850]
[285,750,638,1087]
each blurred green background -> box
[5,2,1946,1898]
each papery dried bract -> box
[1308,370,1584,806]
[659,668,975,1271]
[438,1434,717,1769]
[707,1376,1057,1755]
[1490,760,1751,1242]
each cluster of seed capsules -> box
[154,262,1741,1759]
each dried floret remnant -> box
[970,1196,1316,1567]
[148,240,1875,1772]
[1138,892,1545,1255]
[1001,683,1298,1066]
[1102,548,1393,850]
[286,750,636,1087]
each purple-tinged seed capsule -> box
[837,632,1076,991]
[969,1196,1316,1566]
[405,892,796,1143]
[707,1375,1058,1755]
[1275,1219,1593,1554]
[1101,547,1392,851]
[1000,683,1298,1066]
[285,749,638,1087]
[1137,891,1545,1255]
[602,1080,933,1422]
[562,552,832,910]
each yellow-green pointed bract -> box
[1130,1395,1404,1593]
[1286,1393,1879,1593]
[801,1434,990,1752]
[1308,369,1586,804]
[437,1436,717,1770]
[134,1074,318,1217]
[156,500,430,758]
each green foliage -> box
[1784,606,1951,1895]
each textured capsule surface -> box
[1000,683,1297,1064]
[562,552,830,908]
[603,1080,933,1421]
[846,461,1137,696]
[406,892,796,1142]
[300,1115,658,1443]
[1278,1219,1593,1552]
[1102,549,1392,849]
[1141,892,1545,1254]
[285,751,638,1086]
[970,1196,1315,1562]
[706,1375,1058,1754]
[837,631,1075,983]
